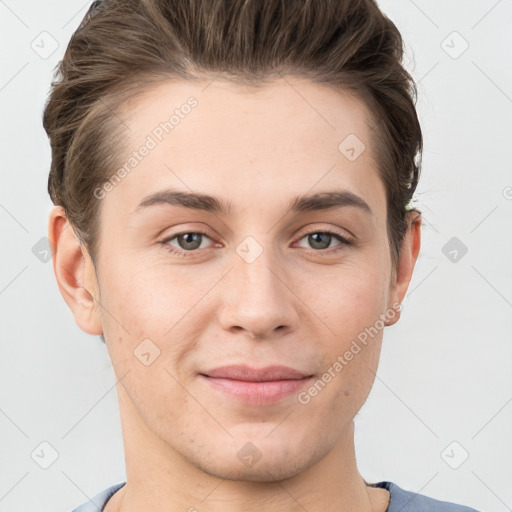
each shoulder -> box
[373,481,482,512]
[71,482,126,512]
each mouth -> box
[199,365,314,405]
[201,364,311,381]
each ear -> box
[385,211,422,326]
[48,205,103,335]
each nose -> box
[218,245,300,340]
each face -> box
[76,77,410,481]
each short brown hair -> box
[43,0,422,270]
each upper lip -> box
[201,365,312,382]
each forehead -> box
[121,76,374,150]
[105,76,386,219]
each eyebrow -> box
[134,188,373,217]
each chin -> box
[198,456,309,483]
[186,437,319,483]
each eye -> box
[295,230,352,252]
[159,228,352,257]
[160,230,214,256]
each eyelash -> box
[159,229,352,257]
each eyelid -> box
[294,224,353,243]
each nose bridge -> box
[237,239,281,299]
[218,234,298,338]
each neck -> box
[106,387,387,512]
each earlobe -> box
[48,205,103,335]
[385,211,422,326]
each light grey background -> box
[0,1,511,511]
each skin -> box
[49,76,421,512]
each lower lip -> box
[200,375,313,405]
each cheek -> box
[310,259,390,330]
[98,258,197,331]
[98,262,213,380]
[307,258,389,399]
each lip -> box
[202,364,310,381]
[199,365,314,405]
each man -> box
[44,1,481,510]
